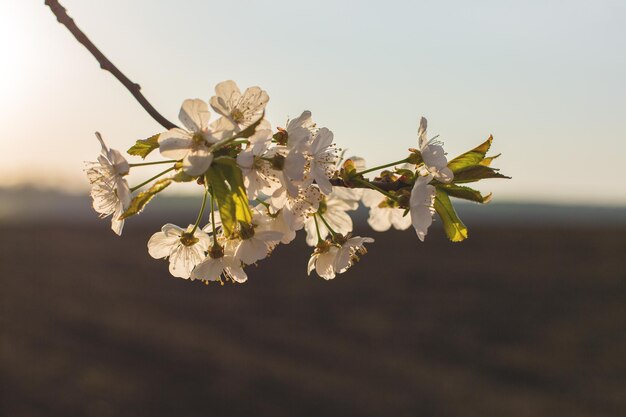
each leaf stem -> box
[356,158,409,176]
[129,166,175,192]
[129,160,177,168]
[191,186,209,234]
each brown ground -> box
[1,222,625,417]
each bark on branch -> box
[44,0,178,130]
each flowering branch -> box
[64,2,510,284]
[44,0,178,130]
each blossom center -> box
[239,223,256,240]
[192,132,206,146]
[180,232,199,247]
[209,244,224,259]
[317,198,327,215]
[231,109,245,123]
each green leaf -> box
[127,134,160,159]
[171,170,195,183]
[452,165,511,183]
[120,178,171,219]
[438,184,492,203]
[206,158,252,237]
[447,135,493,173]
[480,153,500,167]
[434,189,468,242]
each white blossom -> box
[307,243,340,280]
[191,239,248,283]
[271,184,322,232]
[234,213,283,265]
[158,99,233,176]
[252,205,297,244]
[410,174,436,242]
[285,110,316,152]
[236,128,274,199]
[147,224,210,279]
[417,117,453,183]
[307,235,374,280]
[210,80,269,132]
[303,187,361,246]
[86,132,131,236]
[334,236,375,273]
[361,189,412,232]
[308,127,338,195]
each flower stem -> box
[229,139,249,146]
[129,160,177,168]
[129,166,175,192]
[313,214,324,244]
[353,178,396,199]
[356,158,409,176]
[255,198,270,208]
[191,186,209,234]
[208,131,248,154]
[317,212,338,238]
[210,186,218,247]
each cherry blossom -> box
[147,224,210,279]
[85,133,131,236]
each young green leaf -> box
[434,189,468,242]
[120,178,172,219]
[206,158,252,237]
[171,170,195,183]
[437,184,492,203]
[452,165,511,183]
[480,153,501,167]
[127,134,160,159]
[447,136,493,173]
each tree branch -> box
[44,1,411,195]
[44,0,178,130]
[329,178,407,192]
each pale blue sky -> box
[1,0,625,204]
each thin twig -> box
[329,178,407,192]
[44,0,178,130]
[44,1,411,195]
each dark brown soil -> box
[1,223,625,417]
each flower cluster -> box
[86,80,508,284]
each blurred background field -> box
[2,1,626,415]
[1,189,625,417]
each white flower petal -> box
[179,99,210,133]
[224,257,248,283]
[283,151,306,181]
[158,128,193,159]
[310,128,333,155]
[191,257,224,281]
[183,148,214,176]
[367,207,392,232]
[315,248,338,280]
[210,80,241,117]
[236,239,269,265]
[147,232,179,259]
[391,209,412,230]
[410,175,436,242]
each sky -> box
[1,0,625,205]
